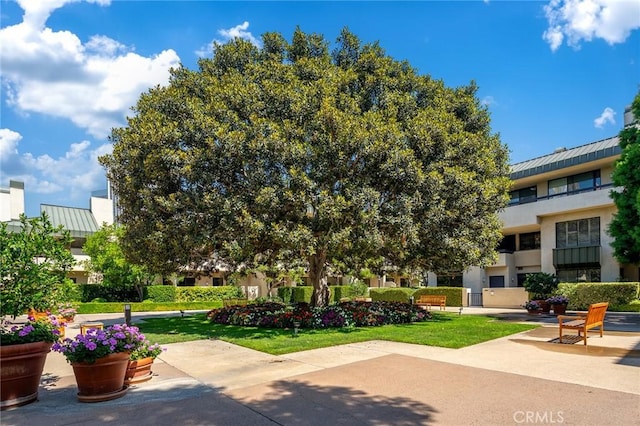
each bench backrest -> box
[585,302,609,325]
[418,295,446,302]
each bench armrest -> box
[557,314,585,324]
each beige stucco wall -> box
[482,287,528,308]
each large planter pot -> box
[124,357,154,385]
[0,341,52,410]
[71,352,129,403]
[534,300,551,313]
[552,304,568,315]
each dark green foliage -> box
[412,287,463,306]
[557,282,639,310]
[369,288,414,302]
[523,272,558,299]
[146,285,177,302]
[609,93,640,265]
[79,284,140,303]
[101,28,510,308]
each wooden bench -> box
[416,295,446,311]
[222,298,248,308]
[558,302,609,346]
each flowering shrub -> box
[207,301,431,329]
[546,295,569,305]
[522,300,540,310]
[0,315,63,346]
[53,323,145,364]
[130,341,165,361]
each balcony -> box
[553,246,600,268]
[501,187,615,230]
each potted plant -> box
[125,340,165,385]
[546,295,569,315]
[523,273,558,313]
[0,214,74,410]
[0,316,64,409]
[52,324,145,402]
[522,300,541,314]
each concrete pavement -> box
[1,308,639,425]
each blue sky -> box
[1,0,639,217]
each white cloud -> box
[593,107,616,128]
[197,21,260,57]
[1,0,181,138]
[543,0,640,51]
[0,128,112,197]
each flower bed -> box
[207,301,431,329]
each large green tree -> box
[609,93,640,265]
[101,28,510,306]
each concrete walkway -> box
[2,308,639,425]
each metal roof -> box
[41,204,99,238]
[510,136,621,180]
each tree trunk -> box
[308,252,329,307]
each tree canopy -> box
[101,28,510,306]
[609,92,640,265]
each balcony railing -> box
[553,246,600,268]
[509,183,613,206]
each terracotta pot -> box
[0,341,52,410]
[27,310,50,321]
[552,304,567,315]
[71,352,130,402]
[124,357,154,385]
[527,309,541,314]
[534,300,551,313]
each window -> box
[519,232,540,250]
[516,273,527,287]
[437,274,463,287]
[556,217,600,248]
[497,235,516,252]
[178,277,195,286]
[548,170,600,197]
[556,268,601,282]
[212,277,223,286]
[509,186,537,205]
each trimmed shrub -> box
[77,301,221,314]
[277,287,294,304]
[291,286,314,303]
[175,286,243,302]
[146,285,176,302]
[331,286,353,303]
[412,287,464,307]
[78,284,140,302]
[557,282,639,310]
[369,288,414,303]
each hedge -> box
[76,301,221,314]
[369,288,414,303]
[557,282,639,310]
[175,286,244,302]
[77,284,140,303]
[330,286,354,303]
[146,286,177,302]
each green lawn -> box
[135,312,538,355]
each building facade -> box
[458,134,637,295]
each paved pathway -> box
[2,308,639,425]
